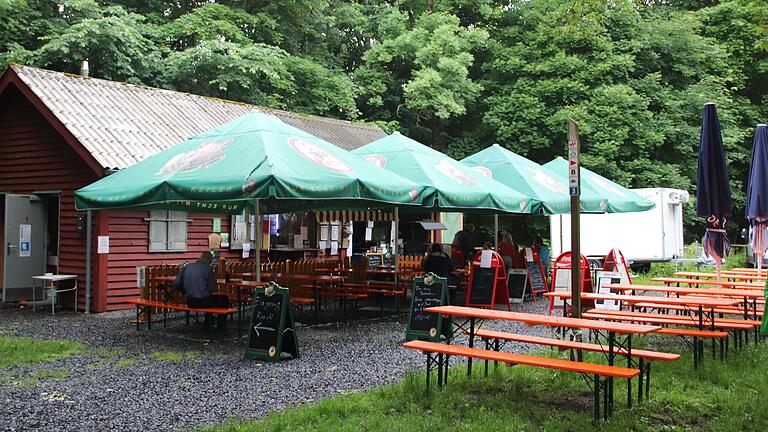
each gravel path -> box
[0,300,549,432]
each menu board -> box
[468,267,495,306]
[367,253,382,268]
[244,284,299,362]
[526,261,546,293]
[594,271,622,310]
[507,269,527,303]
[406,275,449,342]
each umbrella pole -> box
[255,199,261,283]
[394,207,399,272]
[715,256,722,281]
[495,214,499,250]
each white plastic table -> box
[32,274,78,314]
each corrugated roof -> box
[9,65,386,169]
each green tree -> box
[355,11,488,150]
[3,2,162,83]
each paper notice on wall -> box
[320,225,329,241]
[97,236,110,254]
[367,221,374,228]
[525,247,534,262]
[220,233,230,248]
[294,235,304,249]
[319,240,327,250]
[365,227,373,241]
[330,241,339,256]
[242,242,251,258]
[235,215,245,224]
[19,224,31,257]
[480,250,493,268]
[331,224,340,241]
[234,222,247,243]
[300,226,308,238]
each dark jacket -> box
[173,261,216,299]
[452,229,473,264]
[423,252,454,279]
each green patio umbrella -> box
[75,111,425,214]
[352,133,541,214]
[461,144,605,214]
[75,111,428,282]
[543,157,654,213]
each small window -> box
[148,210,189,252]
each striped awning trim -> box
[315,210,393,223]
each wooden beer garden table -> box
[605,283,763,320]
[426,305,659,414]
[674,271,767,282]
[650,277,763,290]
[544,291,740,334]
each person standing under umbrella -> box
[696,103,732,281]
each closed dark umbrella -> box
[746,124,768,270]
[696,103,732,280]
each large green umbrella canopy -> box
[352,133,541,214]
[543,157,655,213]
[75,111,426,214]
[461,144,605,214]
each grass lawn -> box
[202,338,768,432]
[0,336,83,368]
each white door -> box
[3,194,47,302]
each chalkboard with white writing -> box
[244,283,299,362]
[406,274,449,342]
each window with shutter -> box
[148,210,189,252]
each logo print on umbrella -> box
[435,159,478,185]
[363,155,387,168]
[156,138,234,175]
[288,137,353,174]
[471,166,493,178]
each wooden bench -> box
[403,340,639,420]
[633,302,764,317]
[583,311,731,366]
[585,309,759,329]
[471,329,679,403]
[127,298,239,339]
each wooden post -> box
[568,119,582,319]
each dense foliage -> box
[2,0,766,240]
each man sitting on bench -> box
[174,251,230,328]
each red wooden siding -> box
[104,212,240,310]
[0,85,99,309]
[1,84,249,312]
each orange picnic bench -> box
[127,298,239,340]
[403,340,639,421]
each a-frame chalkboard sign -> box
[406,273,450,342]
[244,282,299,362]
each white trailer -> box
[549,188,689,270]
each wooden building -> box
[0,65,386,312]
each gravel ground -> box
[0,300,550,432]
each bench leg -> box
[637,358,644,403]
[693,336,698,368]
[645,362,651,400]
[147,308,152,330]
[467,317,475,378]
[437,353,444,387]
[603,375,609,420]
[626,334,632,409]
[205,313,214,341]
[135,306,140,331]
[593,375,601,421]
[443,355,450,385]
